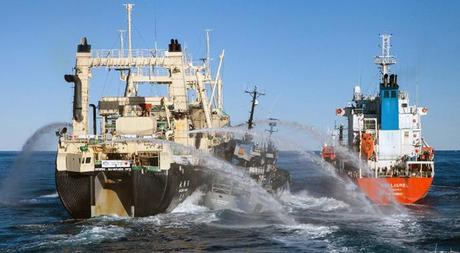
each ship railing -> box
[373,160,434,178]
[92,49,167,59]
[405,161,434,178]
[63,134,163,145]
[210,183,233,195]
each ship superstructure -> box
[55,4,230,218]
[322,34,434,204]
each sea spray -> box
[187,123,408,214]
[110,136,297,225]
[188,126,378,212]
[0,122,70,203]
[252,119,405,209]
[162,140,297,225]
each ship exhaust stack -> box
[65,74,83,123]
[89,104,97,135]
[168,39,182,52]
[70,37,92,135]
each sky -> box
[0,0,459,150]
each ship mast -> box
[122,4,136,97]
[246,86,265,130]
[118,30,126,56]
[374,34,396,76]
[124,3,134,58]
[265,118,278,138]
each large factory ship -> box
[322,34,434,204]
[55,4,232,218]
[55,4,289,218]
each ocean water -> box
[0,150,458,252]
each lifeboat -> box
[360,132,375,160]
[321,145,336,161]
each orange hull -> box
[357,177,433,205]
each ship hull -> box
[356,177,433,205]
[56,163,203,219]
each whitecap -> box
[279,223,338,239]
[172,190,209,214]
[68,225,128,243]
[280,190,349,212]
[39,192,58,198]
[272,223,338,249]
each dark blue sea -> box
[0,150,459,252]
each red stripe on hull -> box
[357,177,433,205]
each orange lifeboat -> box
[419,146,434,161]
[360,132,375,160]
[321,146,336,161]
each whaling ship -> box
[205,88,290,211]
[55,4,289,218]
[322,34,434,204]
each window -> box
[384,91,389,98]
[85,157,92,164]
[149,156,159,167]
[391,90,397,98]
[364,119,377,131]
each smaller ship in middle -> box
[204,87,291,211]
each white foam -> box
[18,224,129,251]
[272,223,338,247]
[281,223,338,238]
[134,191,218,227]
[172,190,209,214]
[281,191,349,212]
[39,192,58,198]
[70,225,128,243]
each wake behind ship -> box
[322,34,434,204]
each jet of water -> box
[188,122,405,214]
[0,122,70,204]
[188,126,379,212]
[111,136,297,225]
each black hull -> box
[267,168,291,193]
[56,163,203,219]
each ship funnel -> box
[77,37,91,53]
[389,74,395,86]
[168,38,182,52]
[64,74,83,122]
[382,74,389,87]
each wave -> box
[171,190,209,214]
[280,190,350,212]
[16,224,129,252]
[39,192,59,198]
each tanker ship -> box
[322,34,434,204]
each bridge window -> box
[391,90,397,98]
